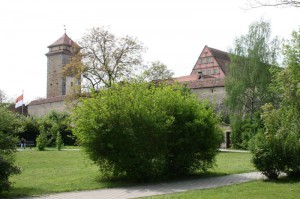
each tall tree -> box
[247,0,300,8]
[225,20,279,148]
[251,29,300,178]
[64,27,145,91]
[141,61,174,81]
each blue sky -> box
[1,0,299,103]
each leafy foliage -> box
[225,19,279,148]
[0,106,21,192]
[251,29,300,179]
[72,82,223,180]
[56,131,63,151]
[141,61,174,81]
[36,126,48,151]
[37,111,74,148]
[230,112,263,149]
[18,116,40,144]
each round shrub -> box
[72,82,223,180]
[0,106,21,192]
[251,104,300,179]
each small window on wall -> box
[207,69,211,75]
[200,57,213,64]
[213,68,219,74]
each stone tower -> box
[46,33,80,98]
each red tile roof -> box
[174,74,199,82]
[28,95,67,106]
[48,33,75,47]
[207,46,230,74]
[174,74,216,83]
[173,74,224,89]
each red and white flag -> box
[15,94,23,108]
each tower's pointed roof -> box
[48,33,75,48]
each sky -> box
[0,0,299,103]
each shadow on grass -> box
[263,176,300,184]
[94,171,229,189]
[0,187,46,198]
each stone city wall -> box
[28,96,68,117]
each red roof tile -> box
[28,95,67,106]
[48,33,75,47]
[207,46,231,74]
[174,74,216,83]
[173,73,224,89]
[174,74,199,82]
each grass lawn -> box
[145,178,300,199]
[1,150,255,198]
[207,151,256,175]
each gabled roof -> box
[206,46,230,74]
[48,33,75,48]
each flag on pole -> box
[15,94,23,108]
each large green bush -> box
[72,82,223,180]
[35,111,75,150]
[251,104,300,179]
[0,106,21,192]
[230,112,263,149]
[251,29,300,179]
[18,116,40,146]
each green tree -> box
[0,106,21,192]
[71,82,223,180]
[64,27,145,90]
[18,116,40,144]
[37,111,74,147]
[141,61,174,81]
[251,29,300,179]
[225,19,279,148]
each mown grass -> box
[145,178,300,199]
[1,150,255,198]
[207,151,256,175]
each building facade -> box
[29,41,230,118]
[28,33,79,117]
[175,45,230,106]
[174,46,231,148]
[46,33,79,98]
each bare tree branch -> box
[247,0,300,8]
[67,27,145,90]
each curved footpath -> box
[21,172,264,199]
